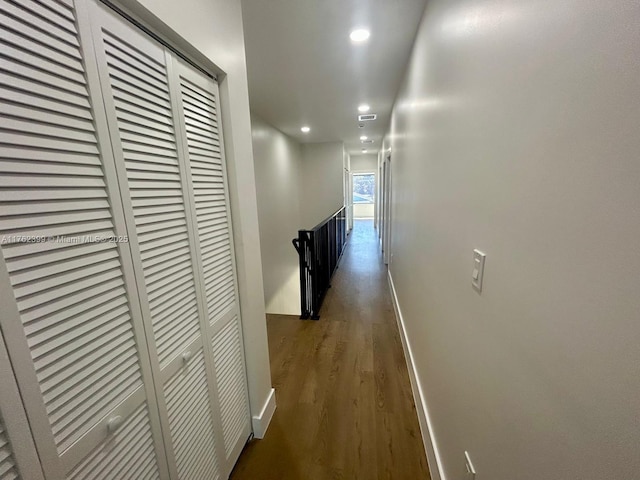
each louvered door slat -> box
[0,86,90,121]
[0,30,83,73]
[30,0,74,23]
[102,36,164,77]
[0,10,80,59]
[0,1,78,45]
[111,88,173,122]
[0,102,93,132]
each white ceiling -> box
[241,0,427,156]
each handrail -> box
[293,206,347,319]
[309,206,346,232]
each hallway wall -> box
[251,115,302,315]
[300,142,345,228]
[350,153,377,172]
[387,1,640,479]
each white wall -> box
[127,0,274,431]
[299,142,345,228]
[251,115,302,315]
[350,153,377,172]
[388,1,640,479]
[353,204,374,218]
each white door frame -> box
[382,154,392,264]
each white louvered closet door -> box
[86,2,241,479]
[0,0,169,478]
[172,61,251,473]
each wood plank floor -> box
[231,220,430,480]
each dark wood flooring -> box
[231,220,430,480]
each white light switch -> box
[472,249,486,292]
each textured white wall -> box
[388,0,640,479]
[251,115,302,315]
[300,142,345,229]
[130,0,274,426]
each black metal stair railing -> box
[292,206,347,319]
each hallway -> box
[231,220,429,479]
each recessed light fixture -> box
[300,126,310,133]
[360,135,368,141]
[362,149,367,153]
[350,29,370,43]
[358,104,370,113]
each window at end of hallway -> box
[353,173,375,204]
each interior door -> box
[86,3,227,478]
[171,60,251,473]
[0,0,169,477]
[86,1,250,477]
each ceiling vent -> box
[361,139,374,144]
[358,114,377,121]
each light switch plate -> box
[472,249,486,293]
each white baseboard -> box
[251,387,276,439]
[388,271,447,480]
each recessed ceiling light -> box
[358,104,370,113]
[350,29,370,43]
[301,126,310,133]
[360,135,368,141]
[362,149,367,153]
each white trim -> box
[388,271,447,480]
[251,388,276,439]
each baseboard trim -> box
[251,387,276,439]
[388,271,447,480]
